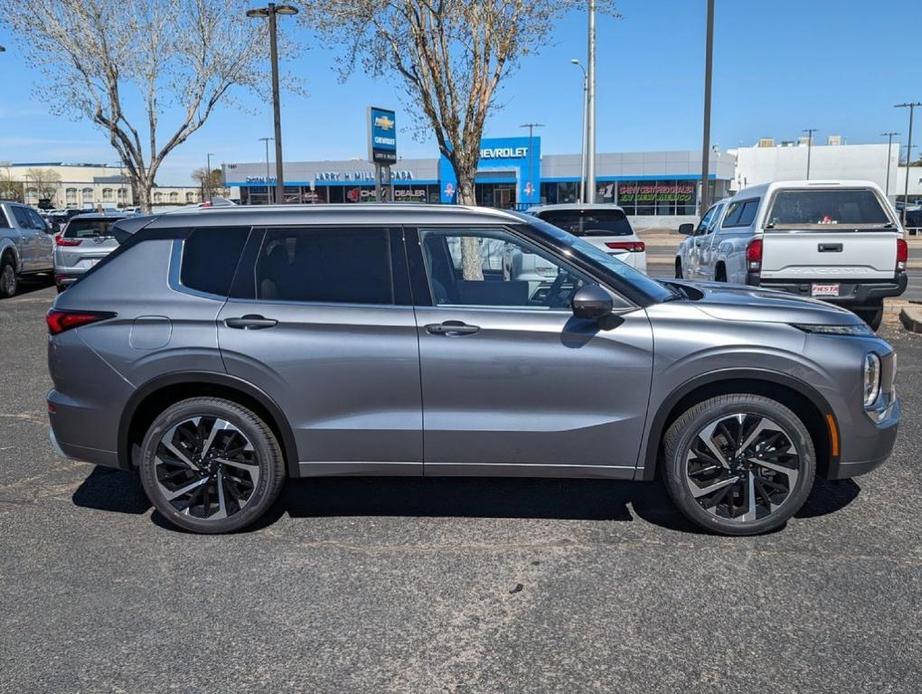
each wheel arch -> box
[119,371,299,478]
[640,369,838,481]
[0,239,21,271]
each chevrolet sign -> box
[368,106,398,165]
[480,146,528,159]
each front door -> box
[409,226,654,478]
[217,226,423,476]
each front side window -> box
[722,199,760,228]
[695,204,718,235]
[254,227,393,304]
[766,188,890,228]
[420,228,588,310]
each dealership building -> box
[224,136,737,226]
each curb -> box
[899,304,922,334]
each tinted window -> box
[26,209,47,230]
[11,206,34,229]
[537,208,633,237]
[255,227,392,304]
[181,227,249,297]
[0,208,8,229]
[64,218,123,238]
[421,228,590,309]
[722,199,760,228]
[766,189,889,227]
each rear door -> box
[760,187,899,281]
[25,208,53,270]
[9,205,40,271]
[217,225,423,476]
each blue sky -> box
[1,0,920,184]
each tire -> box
[0,257,17,298]
[139,397,286,533]
[663,394,816,536]
[674,259,683,279]
[854,304,883,331]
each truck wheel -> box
[0,257,17,298]
[674,259,683,279]
[714,264,727,282]
[854,304,883,331]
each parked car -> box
[47,204,899,535]
[675,181,908,329]
[529,204,647,273]
[53,212,127,291]
[0,200,55,298]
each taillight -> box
[605,241,646,252]
[746,238,763,273]
[55,236,82,247]
[896,238,908,272]
[46,309,115,336]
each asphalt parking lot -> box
[2,283,921,693]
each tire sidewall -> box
[664,396,816,536]
[139,399,283,534]
[0,260,16,298]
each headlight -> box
[793,323,874,336]
[864,353,881,407]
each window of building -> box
[65,188,77,204]
[186,192,195,203]
[153,192,163,203]
[82,187,94,202]
[102,188,114,201]
[254,227,392,304]
[169,192,179,203]
[180,227,250,296]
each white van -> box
[675,180,908,328]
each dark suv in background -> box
[47,205,899,535]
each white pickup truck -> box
[675,180,908,329]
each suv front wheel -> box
[139,397,286,533]
[663,394,816,536]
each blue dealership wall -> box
[438,136,542,205]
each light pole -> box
[881,132,899,198]
[803,128,817,179]
[896,102,921,227]
[258,136,274,204]
[570,59,588,203]
[586,0,597,203]
[699,0,715,215]
[247,3,298,205]
[519,122,544,206]
[205,152,214,201]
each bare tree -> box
[0,167,24,202]
[303,1,615,277]
[1,0,282,212]
[192,167,225,201]
[24,168,62,205]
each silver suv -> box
[53,211,127,291]
[0,200,54,298]
[47,205,900,535]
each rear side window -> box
[180,227,249,296]
[64,218,122,238]
[253,227,392,304]
[537,209,634,237]
[11,206,35,229]
[0,208,8,228]
[722,199,760,228]
[766,189,890,227]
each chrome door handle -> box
[425,320,480,336]
[224,314,278,330]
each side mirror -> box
[678,223,695,235]
[571,283,613,320]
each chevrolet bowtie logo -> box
[375,115,395,130]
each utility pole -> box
[247,3,299,205]
[803,128,817,179]
[205,152,214,201]
[896,102,921,227]
[519,122,544,206]
[881,132,899,198]
[699,0,715,215]
[586,0,597,204]
[570,59,589,203]
[259,137,273,204]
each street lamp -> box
[802,128,818,179]
[881,132,899,198]
[205,152,214,202]
[570,59,588,203]
[586,0,597,204]
[895,101,922,227]
[246,3,298,205]
[258,137,274,204]
[699,0,715,215]
[519,122,544,207]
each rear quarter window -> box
[722,199,760,228]
[180,227,250,297]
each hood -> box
[664,280,861,326]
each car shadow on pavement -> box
[71,466,861,535]
[13,275,55,298]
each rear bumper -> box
[747,273,907,306]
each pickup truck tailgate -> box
[761,231,898,280]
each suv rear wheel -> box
[663,394,815,536]
[0,255,17,298]
[139,397,286,533]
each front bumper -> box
[747,273,908,306]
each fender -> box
[638,367,838,480]
[117,370,301,478]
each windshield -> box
[521,217,675,304]
[537,208,634,237]
[766,189,890,228]
[64,218,122,238]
